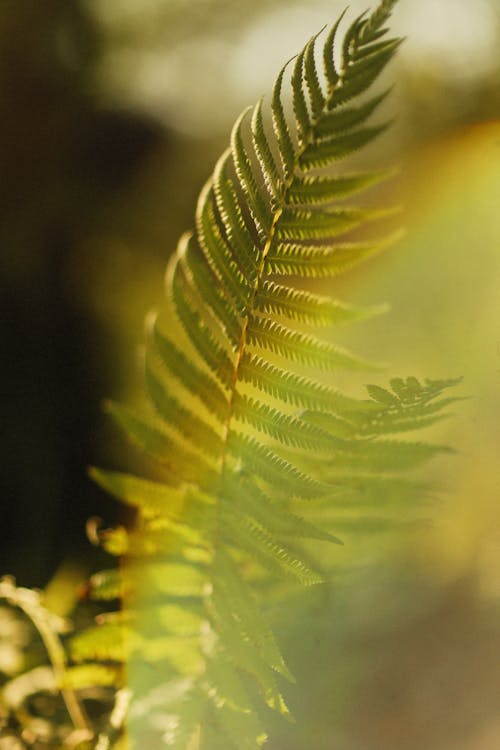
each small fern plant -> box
[65,1,461,747]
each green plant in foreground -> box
[1,2,463,748]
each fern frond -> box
[304,30,327,119]
[213,550,295,681]
[299,122,390,168]
[251,100,281,204]
[271,62,295,179]
[196,180,252,305]
[222,474,341,544]
[106,401,216,487]
[238,352,362,411]
[89,3,461,746]
[145,362,223,458]
[291,47,310,141]
[211,612,289,716]
[316,90,390,135]
[359,376,464,434]
[169,256,235,388]
[231,110,273,235]
[152,322,229,423]
[227,432,325,499]
[247,315,372,370]
[232,392,334,449]
[255,279,383,325]
[323,9,347,87]
[276,205,388,240]
[177,234,243,349]
[288,168,394,205]
[221,504,324,586]
[211,153,260,281]
[266,235,398,277]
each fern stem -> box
[219,206,283,471]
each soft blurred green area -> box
[1,0,499,747]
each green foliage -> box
[61,1,459,748]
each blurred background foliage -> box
[1,0,499,748]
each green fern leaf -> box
[266,235,398,277]
[238,352,362,411]
[288,169,395,205]
[227,432,325,499]
[322,9,347,87]
[177,233,243,348]
[316,90,390,135]
[196,180,253,304]
[232,392,335,449]
[220,503,324,586]
[251,99,281,203]
[106,401,216,486]
[170,258,235,388]
[231,111,273,235]
[291,48,310,140]
[152,322,229,423]
[271,62,295,179]
[299,122,390,169]
[211,153,260,281]
[212,550,294,682]
[255,279,384,326]
[276,205,388,240]
[303,31,327,120]
[222,473,342,544]
[145,363,223,459]
[247,315,373,370]
[210,611,290,716]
